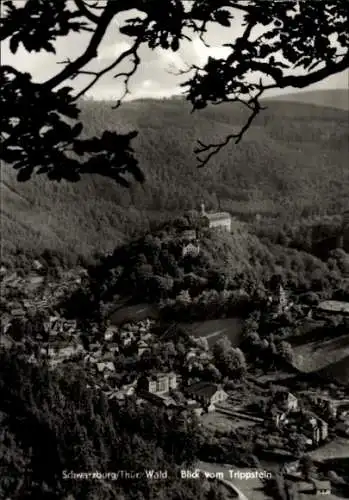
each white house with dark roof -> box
[200,204,231,232]
[184,382,228,411]
[137,372,178,396]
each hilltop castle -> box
[200,203,231,232]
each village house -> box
[62,320,77,334]
[11,308,25,318]
[281,460,301,476]
[337,401,349,418]
[306,393,338,419]
[0,314,12,334]
[305,414,328,444]
[84,353,98,364]
[106,342,119,354]
[182,242,201,258]
[273,405,328,447]
[97,362,115,379]
[140,331,153,342]
[119,330,135,347]
[137,339,150,357]
[272,389,298,412]
[104,326,118,341]
[311,480,331,496]
[289,479,332,499]
[273,410,289,429]
[33,259,44,271]
[184,382,228,411]
[0,334,13,349]
[186,399,204,417]
[293,412,328,446]
[186,350,198,362]
[117,382,137,398]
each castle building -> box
[200,203,231,232]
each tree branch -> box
[73,39,141,101]
[277,53,349,89]
[251,52,349,90]
[112,50,141,109]
[195,89,265,168]
[228,2,254,13]
[74,0,100,23]
[42,3,116,90]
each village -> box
[1,254,349,499]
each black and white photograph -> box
[0,1,349,499]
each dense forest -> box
[1,95,349,265]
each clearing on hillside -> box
[180,318,243,347]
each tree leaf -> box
[171,38,179,52]
[9,36,19,54]
[71,122,83,137]
[214,10,231,27]
[17,167,33,182]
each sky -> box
[2,2,348,102]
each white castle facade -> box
[200,203,231,232]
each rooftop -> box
[205,212,231,222]
[185,382,221,399]
[311,479,331,490]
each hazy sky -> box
[2,3,348,101]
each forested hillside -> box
[0,350,207,500]
[64,212,348,327]
[1,95,348,263]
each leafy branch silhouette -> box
[1,0,348,184]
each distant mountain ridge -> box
[267,88,349,110]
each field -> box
[180,318,243,347]
[292,334,349,374]
[109,303,159,325]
